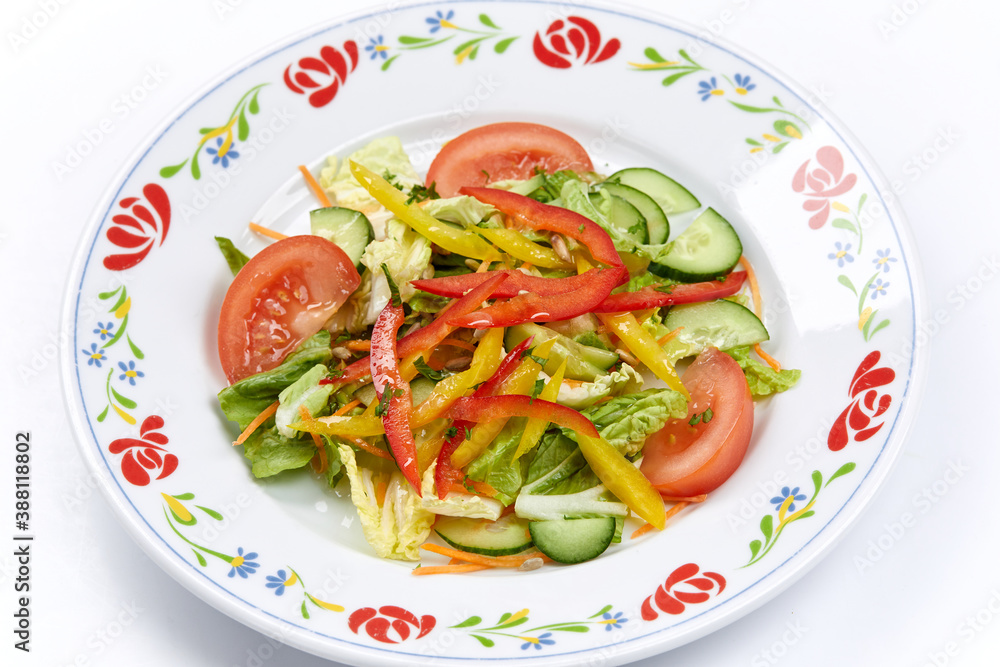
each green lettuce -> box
[421,195,497,227]
[218,332,333,431]
[725,346,802,397]
[466,419,532,505]
[578,389,688,456]
[338,443,434,561]
[419,462,504,520]
[556,363,643,410]
[320,137,421,215]
[275,364,334,438]
[358,218,433,324]
[214,236,249,276]
[241,427,316,478]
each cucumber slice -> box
[661,299,769,361]
[597,182,669,244]
[505,324,618,382]
[607,167,700,215]
[435,515,533,557]
[650,208,743,283]
[309,207,374,269]
[528,517,616,564]
[589,192,648,244]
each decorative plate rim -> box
[60,1,929,665]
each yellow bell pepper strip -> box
[293,412,385,438]
[597,311,689,399]
[448,396,598,437]
[433,335,536,498]
[335,273,508,385]
[474,226,574,270]
[449,339,556,468]
[513,359,566,461]
[370,296,421,493]
[576,432,667,530]
[410,328,504,427]
[350,161,501,261]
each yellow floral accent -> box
[785,125,803,140]
[777,494,794,522]
[231,555,245,568]
[284,571,298,587]
[628,61,681,70]
[456,45,475,64]
[198,116,237,148]
[858,307,873,331]
[762,134,781,143]
[114,297,132,319]
[736,87,748,95]
[162,495,192,521]
[113,405,137,425]
[439,19,458,29]
[306,593,345,612]
[710,89,724,96]
[750,147,764,154]
[507,608,530,624]
[519,636,540,645]
[832,201,850,213]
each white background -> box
[2,0,998,666]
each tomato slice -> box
[426,122,594,197]
[640,348,754,497]
[218,235,360,384]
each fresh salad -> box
[215,122,800,573]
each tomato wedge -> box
[640,348,754,497]
[426,122,594,198]
[218,235,359,384]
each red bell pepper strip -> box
[447,396,599,439]
[447,266,625,329]
[434,336,534,498]
[412,267,626,299]
[460,186,623,268]
[370,302,421,493]
[593,272,748,313]
[336,273,508,384]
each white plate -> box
[62,2,926,664]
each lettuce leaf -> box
[556,363,643,410]
[725,346,802,397]
[358,218,433,325]
[242,426,316,478]
[338,443,434,561]
[577,389,688,456]
[465,419,531,505]
[275,364,334,438]
[321,137,421,217]
[218,332,333,430]
[419,462,503,520]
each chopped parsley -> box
[414,356,447,381]
[406,181,440,205]
[380,264,402,307]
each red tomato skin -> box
[426,122,594,197]
[218,235,359,384]
[640,348,754,497]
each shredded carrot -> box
[334,399,362,416]
[631,502,692,539]
[375,479,388,506]
[438,338,476,353]
[592,395,613,406]
[346,436,393,461]
[519,262,533,272]
[233,400,279,446]
[659,494,708,503]
[657,326,683,347]
[754,343,783,371]
[740,254,762,319]
[420,544,548,568]
[344,340,372,352]
[249,221,288,241]
[500,503,517,516]
[413,564,493,576]
[475,259,491,273]
[298,165,333,208]
[561,377,587,388]
[630,522,656,539]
